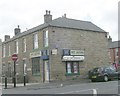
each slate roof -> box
[3,17,106,43]
[109,40,120,48]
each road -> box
[1,80,120,95]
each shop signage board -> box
[62,56,85,61]
[70,50,84,56]
[51,49,57,55]
[30,51,41,58]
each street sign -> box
[12,54,18,61]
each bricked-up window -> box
[66,62,79,74]
[32,58,40,76]
[3,45,6,57]
[43,30,48,47]
[33,33,38,49]
[22,38,26,52]
[15,41,19,54]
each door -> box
[44,60,49,82]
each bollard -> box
[24,75,26,86]
[4,77,7,89]
[13,77,16,87]
[93,89,97,96]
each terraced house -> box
[2,11,109,83]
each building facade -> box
[109,40,120,71]
[2,11,109,83]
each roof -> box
[109,40,120,48]
[3,17,106,43]
[49,17,105,32]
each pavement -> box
[1,78,91,90]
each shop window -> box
[32,58,40,76]
[66,62,79,75]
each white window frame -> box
[33,33,38,49]
[44,30,48,47]
[15,40,19,54]
[23,38,26,52]
[3,45,6,57]
[8,45,11,56]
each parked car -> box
[88,66,120,82]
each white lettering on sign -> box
[70,50,84,56]
[62,56,85,61]
[30,51,41,58]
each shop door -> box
[44,60,49,82]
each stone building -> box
[2,10,109,83]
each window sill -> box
[65,73,80,76]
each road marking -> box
[58,88,98,94]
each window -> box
[23,38,26,52]
[8,45,11,56]
[33,34,38,49]
[43,30,48,47]
[32,58,40,76]
[3,45,6,57]
[66,62,79,74]
[116,48,118,56]
[15,41,18,54]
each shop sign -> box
[41,55,49,60]
[70,50,84,56]
[30,51,41,58]
[62,56,84,61]
[51,49,58,55]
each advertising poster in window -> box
[67,62,71,74]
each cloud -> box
[0,0,119,41]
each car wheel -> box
[104,75,108,82]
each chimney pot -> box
[14,25,21,35]
[44,10,52,23]
[5,35,10,41]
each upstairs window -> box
[43,30,48,47]
[33,34,38,49]
[8,45,11,56]
[15,41,19,54]
[3,45,6,57]
[23,38,26,52]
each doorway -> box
[44,60,49,83]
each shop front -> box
[62,49,85,76]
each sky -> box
[0,0,119,42]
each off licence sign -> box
[12,54,18,61]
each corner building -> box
[2,11,109,83]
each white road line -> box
[58,88,98,94]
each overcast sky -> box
[0,0,119,41]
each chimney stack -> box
[44,10,52,23]
[5,35,10,41]
[14,25,21,35]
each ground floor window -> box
[66,62,79,75]
[32,57,40,76]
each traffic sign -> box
[12,54,18,61]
